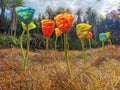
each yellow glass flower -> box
[118,15,120,18]
[76,23,92,68]
[55,28,63,38]
[105,32,113,58]
[106,32,111,40]
[76,23,92,40]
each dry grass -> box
[0,45,120,90]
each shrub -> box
[0,34,20,48]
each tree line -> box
[0,0,120,50]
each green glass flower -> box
[16,7,35,24]
[99,33,107,59]
[99,33,107,42]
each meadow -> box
[0,1,120,90]
[0,45,120,90]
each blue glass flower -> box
[16,7,35,24]
[99,33,107,42]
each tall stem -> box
[108,39,113,57]
[64,33,72,79]
[54,37,59,61]
[41,37,49,68]
[20,30,25,60]
[89,39,92,51]
[102,41,106,59]
[66,34,69,50]
[55,37,57,51]
[81,40,86,68]
[24,26,30,69]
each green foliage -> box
[69,39,82,50]
[0,34,20,48]
[91,39,100,48]
[9,0,25,8]
[0,33,55,50]
[0,3,120,50]
[30,34,45,49]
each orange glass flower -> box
[55,28,62,38]
[87,32,93,40]
[41,19,55,37]
[54,13,74,33]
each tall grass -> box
[0,47,120,89]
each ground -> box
[0,45,120,90]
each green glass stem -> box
[54,37,57,51]
[24,28,30,69]
[54,37,59,61]
[64,33,72,79]
[20,30,25,60]
[81,40,86,68]
[108,39,113,57]
[66,34,69,50]
[102,41,106,59]
[20,25,30,70]
[41,37,49,68]
[88,39,92,51]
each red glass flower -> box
[87,32,93,40]
[41,19,55,37]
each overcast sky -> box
[25,0,120,17]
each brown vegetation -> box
[0,46,120,90]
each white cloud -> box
[97,0,120,16]
[24,0,120,17]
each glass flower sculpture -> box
[41,19,55,68]
[105,32,113,57]
[87,32,93,51]
[99,33,107,59]
[16,7,36,69]
[54,13,74,79]
[76,23,92,67]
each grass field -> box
[0,45,120,90]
